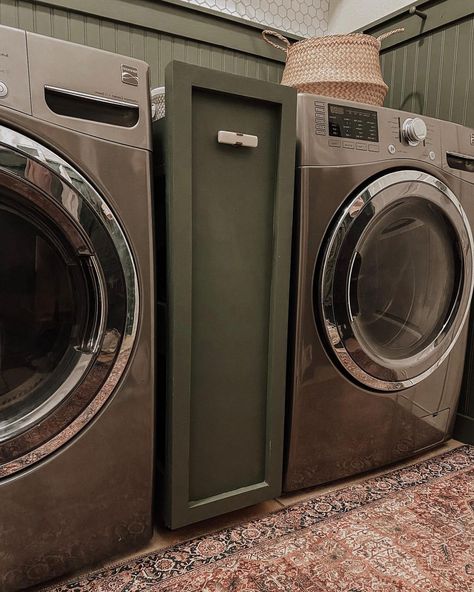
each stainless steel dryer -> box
[284,94,474,492]
[0,26,154,590]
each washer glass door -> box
[320,170,474,391]
[0,195,95,440]
[0,126,138,476]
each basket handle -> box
[376,28,405,43]
[262,30,291,53]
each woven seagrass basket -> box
[262,29,404,106]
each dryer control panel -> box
[298,94,443,168]
[327,103,379,142]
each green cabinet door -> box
[155,61,296,528]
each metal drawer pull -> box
[217,130,258,148]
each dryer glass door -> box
[320,170,474,391]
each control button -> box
[356,142,367,151]
[328,139,341,147]
[368,144,380,152]
[429,151,436,160]
[315,129,326,136]
[343,141,354,149]
[0,82,8,98]
[388,144,396,154]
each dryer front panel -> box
[0,125,139,476]
[318,170,474,391]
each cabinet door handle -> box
[217,130,258,148]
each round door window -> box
[0,203,91,441]
[320,170,473,391]
[0,125,138,478]
[352,198,460,361]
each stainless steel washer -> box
[0,25,154,591]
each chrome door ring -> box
[320,170,474,391]
[0,125,139,477]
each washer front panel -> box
[319,170,474,391]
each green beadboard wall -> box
[0,0,284,87]
[364,1,473,128]
[5,1,470,125]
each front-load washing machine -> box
[0,26,154,590]
[284,94,474,492]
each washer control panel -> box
[0,25,31,114]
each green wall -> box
[364,0,473,127]
[8,1,470,125]
[0,0,285,88]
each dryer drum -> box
[319,170,474,392]
[0,125,139,477]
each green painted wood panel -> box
[189,89,276,503]
[0,0,283,87]
[376,13,473,127]
[155,62,296,528]
[364,0,474,51]
[38,0,293,60]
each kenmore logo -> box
[121,64,139,87]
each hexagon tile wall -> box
[182,0,329,37]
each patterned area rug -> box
[42,446,474,591]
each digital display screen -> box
[328,104,379,142]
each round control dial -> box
[402,117,427,146]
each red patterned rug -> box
[42,446,474,591]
